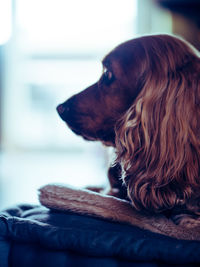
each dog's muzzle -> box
[57,98,83,135]
[56,101,93,139]
[56,104,68,121]
[57,96,76,122]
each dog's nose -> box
[56,104,70,121]
[57,97,75,121]
[56,104,65,114]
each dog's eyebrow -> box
[102,57,112,70]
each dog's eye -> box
[104,70,113,80]
[103,69,115,85]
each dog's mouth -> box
[57,104,98,141]
[70,127,97,141]
[57,104,69,121]
[57,103,115,145]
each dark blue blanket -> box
[0,204,200,267]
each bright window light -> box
[3,0,137,149]
[1,0,138,209]
[0,0,12,45]
[16,0,137,53]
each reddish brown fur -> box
[57,34,200,226]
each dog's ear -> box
[115,54,200,213]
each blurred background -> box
[0,0,199,209]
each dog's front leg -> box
[86,163,127,199]
[105,162,128,199]
[87,148,128,199]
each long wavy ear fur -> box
[115,35,200,213]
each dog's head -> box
[57,36,150,145]
[57,34,200,213]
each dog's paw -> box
[105,187,128,200]
[172,214,200,228]
[85,186,105,193]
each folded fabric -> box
[1,204,200,267]
[39,183,200,241]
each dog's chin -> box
[66,126,93,141]
[66,124,99,142]
[66,123,115,146]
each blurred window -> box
[0,0,138,208]
[3,0,137,150]
[0,0,12,45]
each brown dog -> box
[57,34,200,227]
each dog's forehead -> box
[102,39,139,73]
[103,40,135,64]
